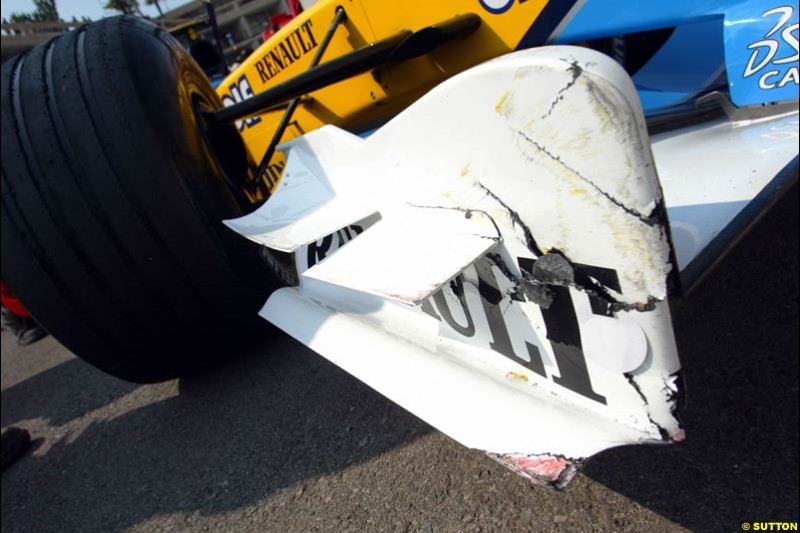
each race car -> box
[1,0,797,487]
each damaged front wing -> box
[225,46,796,487]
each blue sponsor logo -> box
[220,74,262,131]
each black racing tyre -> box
[1,16,280,383]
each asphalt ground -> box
[1,183,798,533]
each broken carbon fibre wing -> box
[227,46,686,487]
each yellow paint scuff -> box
[506,371,529,382]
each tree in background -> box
[104,0,142,16]
[8,0,61,23]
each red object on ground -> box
[0,279,31,318]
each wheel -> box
[1,16,279,383]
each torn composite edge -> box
[486,451,585,490]
[474,181,677,312]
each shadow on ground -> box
[1,356,140,428]
[584,183,799,532]
[1,332,432,533]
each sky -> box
[1,0,193,22]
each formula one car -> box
[1,0,797,487]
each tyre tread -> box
[0,16,277,382]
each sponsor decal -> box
[306,224,366,269]
[418,258,613,404]
[478,0,519,15]
[243,160,285,201]
[254,20,318,84]
[743,6,799,90]
[220,74,261,131]
[305,224,621,404]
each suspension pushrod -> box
[253,7,348,186]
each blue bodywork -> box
[548,0,798,113]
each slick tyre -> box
[1,16,279,383]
